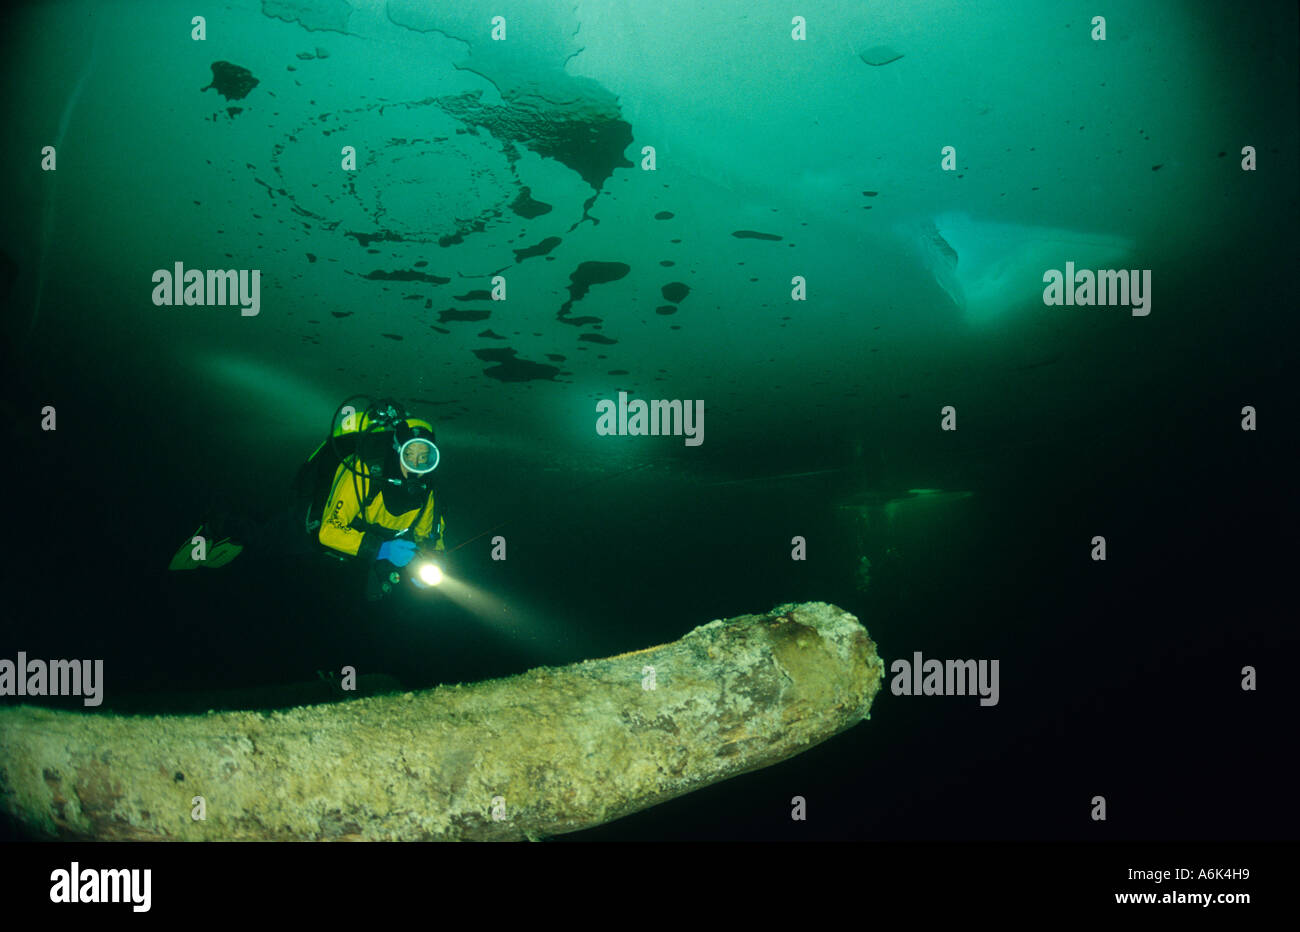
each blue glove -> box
[377,539,416,566]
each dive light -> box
[412,554,445,588]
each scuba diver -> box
[169,397,447,600]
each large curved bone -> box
[0,602,883,841]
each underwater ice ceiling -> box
[9,0,1264,456]
[197,0,689,392]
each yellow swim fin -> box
[168,528,244,570]
[205,538,244,568]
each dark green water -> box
[1,0,1294,841]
